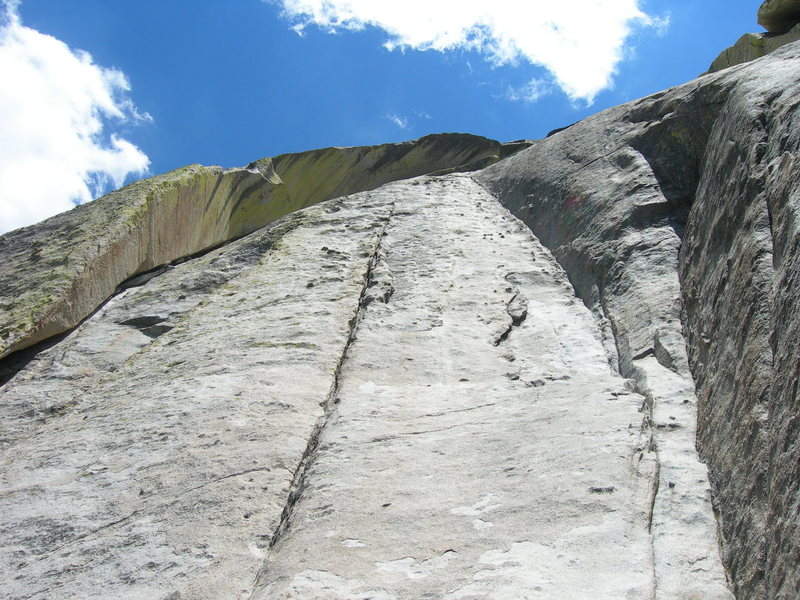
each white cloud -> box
[506,77,553,103]
[386,113,409,129]
[0,1,150,234]
[274,0,666,103]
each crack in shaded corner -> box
[247,204,396,598]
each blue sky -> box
[1,0,758,233]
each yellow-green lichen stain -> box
[0,133,530,359]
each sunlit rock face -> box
[1,29,800,600]
[0,173,732,600]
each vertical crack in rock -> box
[645,414,662,600]
[362,250,394,307]
[599,293,623,374]
[249,174,672,598]
[250,205,395,594]
[677,89,780,598]
[475,167,732,597]
[628,372,662,600]
[761,146,781,600]
[763,199,777,600]
[649,473,661,600]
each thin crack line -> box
[247,204,396,599]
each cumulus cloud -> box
[0,1,150,234]
[274,0,665,103]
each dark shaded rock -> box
[759,0,800,33]
[546,123,576,137]
[477,42,800,600]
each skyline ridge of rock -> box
[0,133,529,362]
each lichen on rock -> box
[0,133,525,361]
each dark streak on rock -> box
[248,206,396,597]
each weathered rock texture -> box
[477,41,800,600]
[1,24,800,600]
[0,133,527,361]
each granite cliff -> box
[1,5,799,600]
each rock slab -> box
[0,176,731,599]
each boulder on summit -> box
[758,0,800,32]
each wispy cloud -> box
[273,0,666,103]
[0,0,150,234]
[386,113,409,129]
[506,78,554,103]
